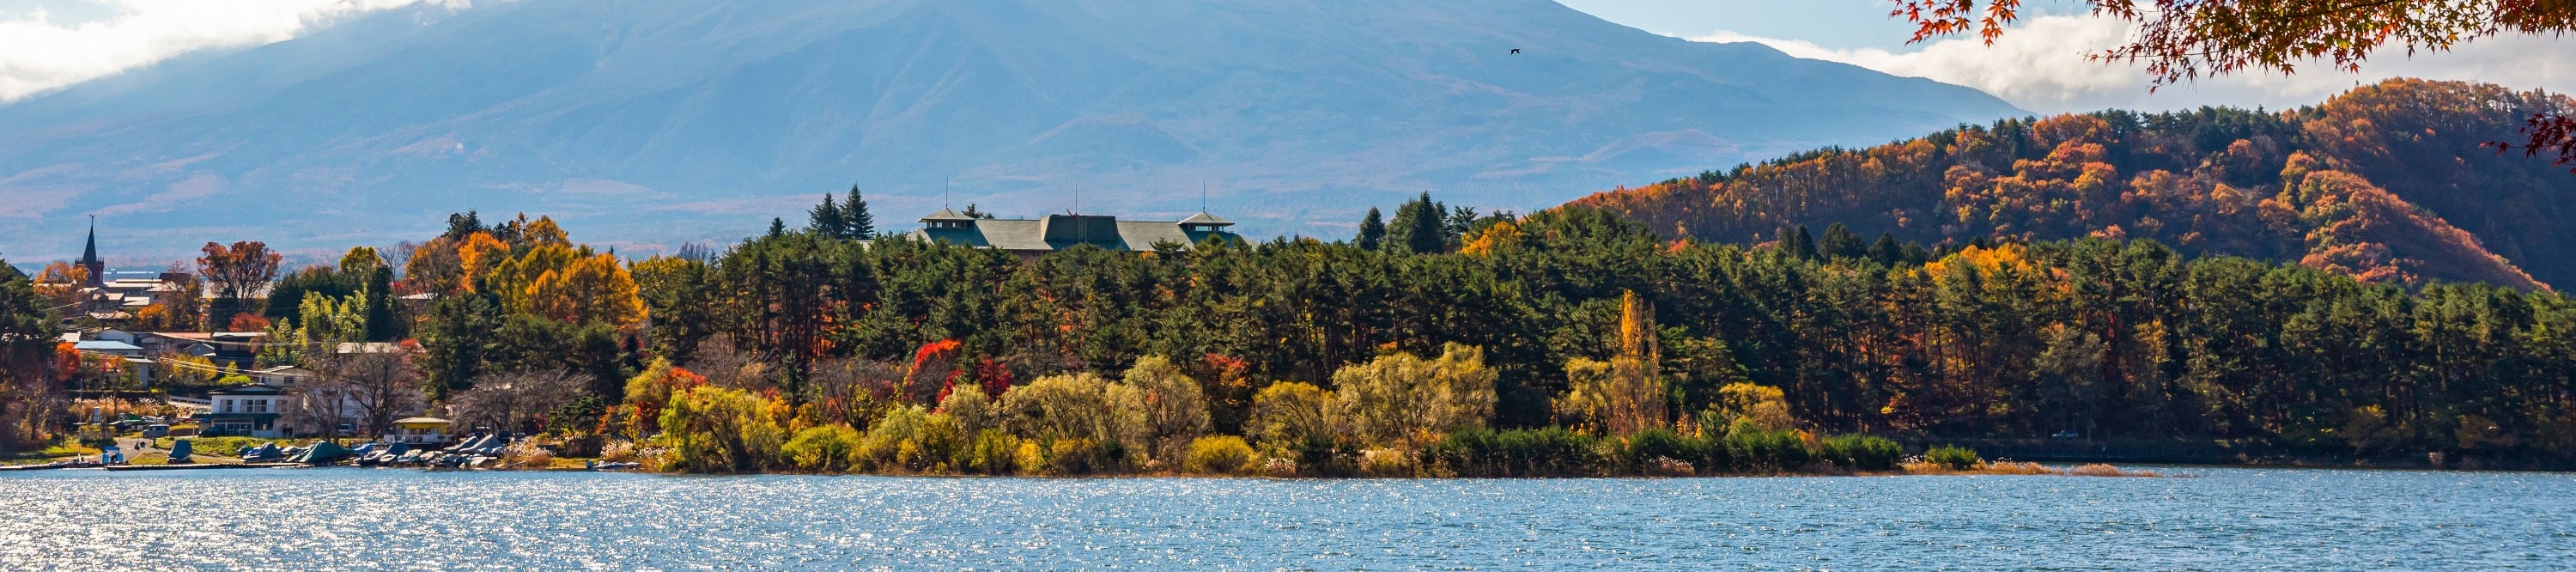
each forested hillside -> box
[1570,79,2576,291]
[620,207,2576,466]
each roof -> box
[208,384,285,395]
[920,209,976,222]
[71,340,143,351]
[335,342,408,354]
[910,214,1239,253]
[201,282,275,300]
[1178,212,1235,227]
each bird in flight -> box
[1510,48,1522,55]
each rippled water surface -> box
[2,467,2570,570]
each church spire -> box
[81,216,99,265]
[79,216,104,286]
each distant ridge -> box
[1568,79,2576,290]
[0,0,2020,261]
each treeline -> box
[520,192,2576,472]
[1571,78,2576,291]
[11,185,2573,470]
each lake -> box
[1,467,2569,570]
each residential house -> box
[139,332,266,368]
[198,384,286,438]
[196,380,371,438]
[247,365,316,386]
[70,339,144,357]
[71,330,268,388]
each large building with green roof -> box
[908,210,1242,257]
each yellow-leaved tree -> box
[1553,291,1668,435]
[1123,356,1210,464]
[1246,381,1330,454]
[1329,343,1497,447]
[656,385,788,473]
[529,253,647,326]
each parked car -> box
[140,424,170,438]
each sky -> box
[0,0,2567,112]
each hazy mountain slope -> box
[0,0,2020,262]
[0,0,2020,261]
[1568,79,2574,290]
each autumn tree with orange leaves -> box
[197,240,282,328]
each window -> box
[246,399,268,413]
[220,399,234,413]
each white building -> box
[200,385,285,438]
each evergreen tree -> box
[1443,206,1480,251]
[843,186,876,240]
[443,211,484,242]
[1357,208,1388,250]
[363,265,398,342]
[808,193,845,238]
[1820,223,1865,260]
[1868,233,1904,266]
[1780,225,1819,259]
[768,218,787,238]
[1388,192,1448,254]
[419,294,500,400]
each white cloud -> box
[1694,15,2576,114]
[0,0,468,102]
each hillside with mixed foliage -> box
[1569,79,2576,291]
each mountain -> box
[1569,79,2576,291]
[0,0,2021,263]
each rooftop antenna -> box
[1201,181,1208,213]
[944,176,951,210]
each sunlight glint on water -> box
[1,468,2570,569]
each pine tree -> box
[1820,223,1865,260]
[1790,225,1819,260]
[1443,205,1479,251]
[808,193,845,238]
[443,211,484,242]
[1388,192,1447,254]
[768,218,787,238]
[1868,233,1904,266]
[1357,208,1388,250]
[363,265,398,342]
[843,186,876,240]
